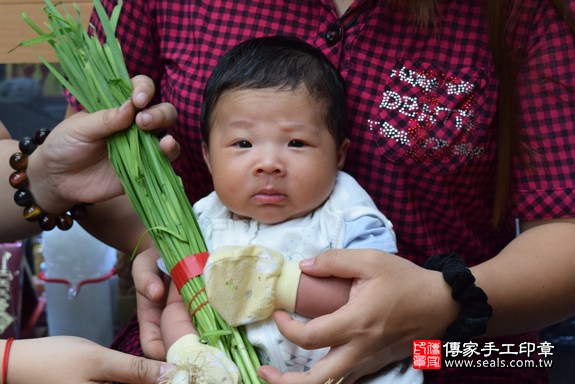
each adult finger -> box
[159,134,181,162]
[259,353,383,384]
[135,102,178,131]
[299,248,388,279]
[272,308,354,351]
[137,288,168,360]
[132,246,166,303]
[131,75,156,109]
[66,100,176,143]
[133,247,168,359]
[95,347,176,384]
[65,101,139,142]
[258,345,357,384]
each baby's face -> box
[203,87,348,225]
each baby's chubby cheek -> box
[216,179,238,195]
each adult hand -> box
[258,249,458,384]
[132,244,171,360]
[27,75,179,214]
[5,336,175,384]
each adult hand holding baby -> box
[258,248,458,384]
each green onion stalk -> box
[12,0,263,382]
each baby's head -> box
[200,36,349,224]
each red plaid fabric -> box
[110,313,144,358]
[67,0,575,382]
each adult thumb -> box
[69,99,136,142]
[299,248,386,279]
[97,349,176,384]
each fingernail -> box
[140,112,153,126]
[300,258,314,268]
[160,363,176,378]
[136,92,148,106]
[147,283,158,301]
[257,371,266,381]
[167,135,177,151]
[119,99,130,113]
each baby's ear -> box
[202,142,213,174]
[337,138,350,170]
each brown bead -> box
[14,188,33,207]
[70,204,88,221]
[56,213,73,231]
[34,128,51,145]
[9,152,27,171]
[19,136,37,155]
[39,213,56,231]
[9,171,27,189]
[23,205,42,222]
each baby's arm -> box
[295,214,396,317]
[160,280,241,384]
[294,274,352,318]
[160,281,198,351]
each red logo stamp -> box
[413,340,441,369]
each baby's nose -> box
[253,151,285,175]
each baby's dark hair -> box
[200,36,347,148]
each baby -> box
[160,36,421,384]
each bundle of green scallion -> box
[12,1,263,382]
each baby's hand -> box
[204,245,302,326]
[166,334,240,384]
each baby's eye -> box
[288,140,306,148]
[236,140,252,148]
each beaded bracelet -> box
[8,128,88,231]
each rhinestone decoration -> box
[371,64,484,164]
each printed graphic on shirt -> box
[280,339,314,372]
[369,60,487,173]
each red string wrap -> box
[187,288,209,322]
[171,252,210,293]
[191,301,209,321]
[3,337,14,384]
[187,288,206,312]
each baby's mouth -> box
[253,189,286,204]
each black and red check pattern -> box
[67,0,575,382]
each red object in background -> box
[37,268,116,297]
[413,340,442,369]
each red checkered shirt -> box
[67,0,575,382]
